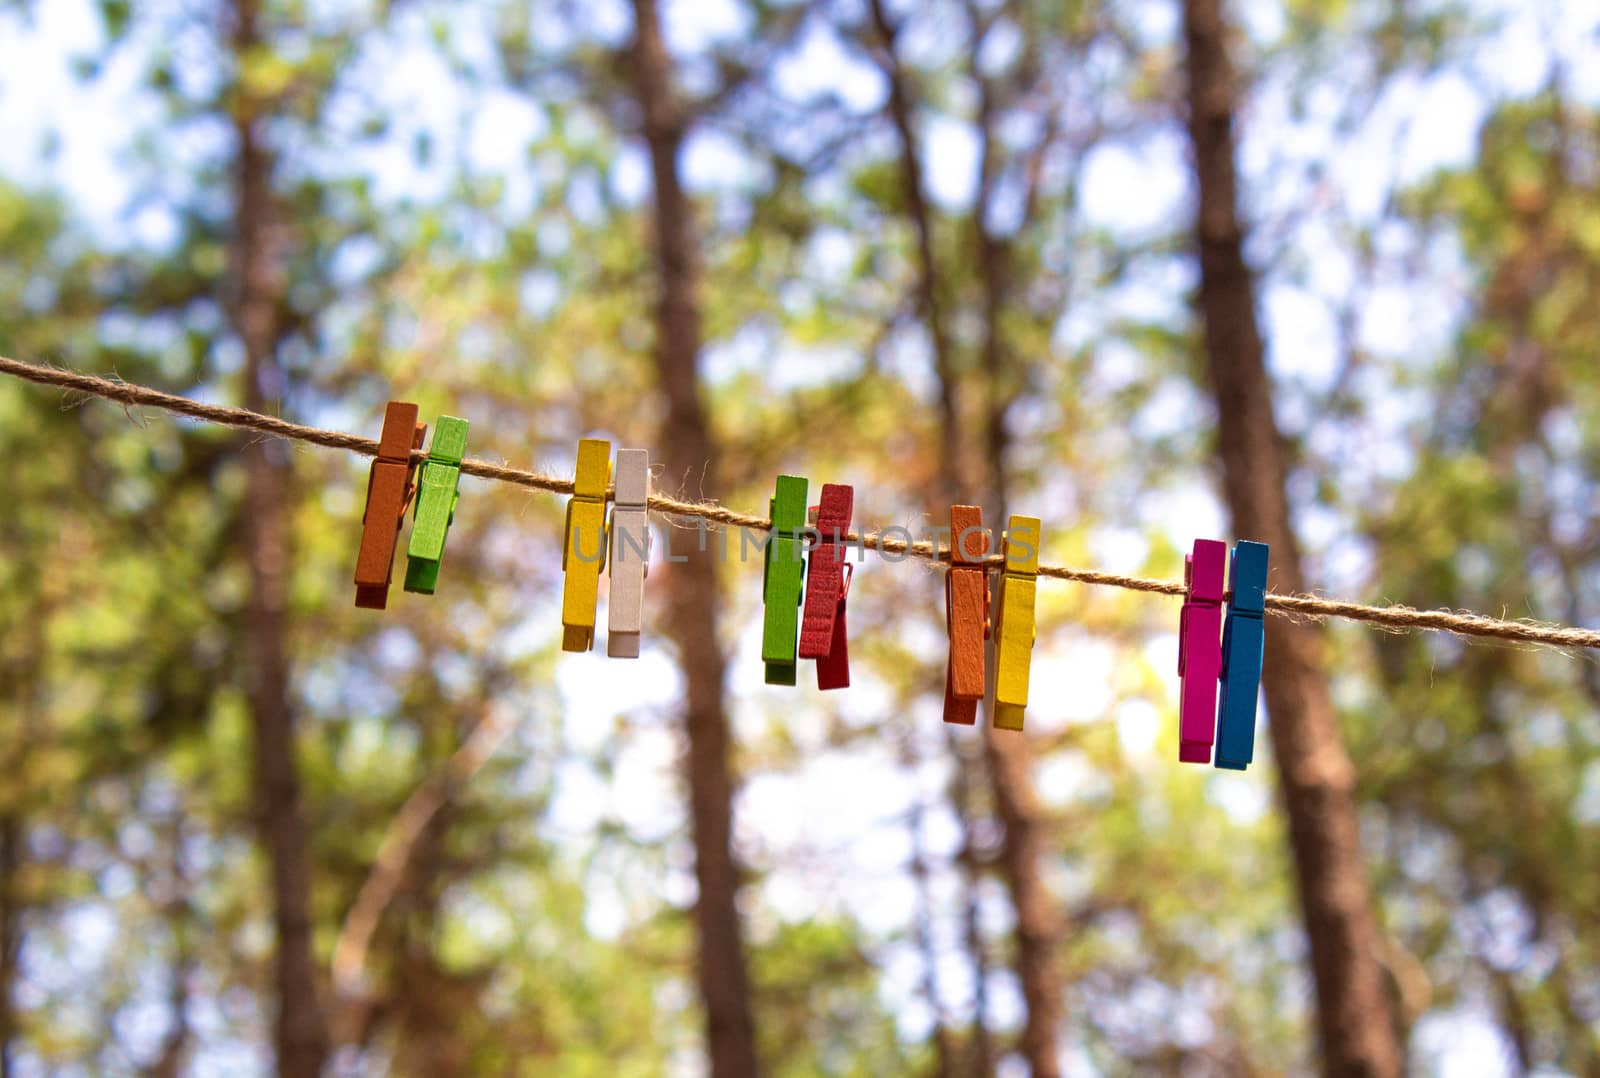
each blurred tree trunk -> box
[146,815,194,1078]
[627,2,761,1076]
[0,572,48,1078]
[229,1,329,1074]
[866,4,996,1064]
[867,3,1064,1072]
[971,67,1066,1078]
[904,748,956,1078]
[978,673,1060,1078]
[866,0,969,500]
[0,816,19,1078]
[949,745,996,1074]
[1179,2,1402,1075]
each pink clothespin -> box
[1178,539,1226,764]
[799,484,854,690]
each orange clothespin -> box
[943,505,990,725]
[355,401,426,610]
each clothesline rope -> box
[5,353,1599,652]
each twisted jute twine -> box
[5,354,1598,652]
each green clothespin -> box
[403,415,468,594]
[761,474,809,685]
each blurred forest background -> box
[1,0,1599,1074]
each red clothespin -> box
[799,484,854,690]
[943,505,990,725]
[355,401,426,610]
[1177,538,1226,763]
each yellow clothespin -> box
[993,515,1040,731]
[561,438,611,652]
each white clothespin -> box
[607,448,651,658]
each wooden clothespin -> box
[561,438,611,652]
[943,505,990,725]
[761,475,809,685]
[1215,540,1269,770]
[1178,538,1226,763]
[606,449,651,659]
[355,401,426,610]
[403,415,468,595]
[798,484,854,690]
[993,515,1040,731]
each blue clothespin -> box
[1214,540,1268,770]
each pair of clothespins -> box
[1176,538,1269,768]
[559,438,652,658]
[761,476,855,689]
[942,506,1041,730]
[354,401,468,609]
